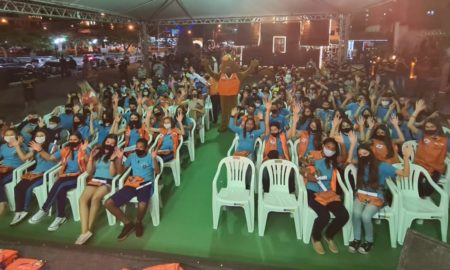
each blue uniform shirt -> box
[124,153,154,182]
[0,144,27,168]
[32,143,61,173]
[307,158,334,193]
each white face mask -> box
[381,100,390,107]
[323,147,336,157]
[48,123,57,130]
[163,123,171,129]
[35,136,46,144]
[4,136,14,143]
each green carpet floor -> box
[0,125,448,270]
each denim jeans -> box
[352,198,380,242]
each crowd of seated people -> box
[0,54,448,256]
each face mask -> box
[4,136,14,143]
[373,133,385,140]
[104,145,114,153]
[359,155,370,163]
[48,123,57,129]
[424,129,437,135]
[322,107,330,111]
[69,142,80,149]
[163,123,172,129]
[130,120,139,128]
[143,91,149,96]
[35,136,46,144]
[381,101,390,107]
[29,118,39,124]
[136,149,146,157]
[271,132,279,137]
[65,109,72,114]
[130,108,137,112]
[323,147,336,157]
[363,114,371,119]
[73,121,81,127]
[255,103,261,108]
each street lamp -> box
[1,18,8,24]
[128,24,134,31]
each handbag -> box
[21,172,43,182]
[233,151,249,157]
[5,258,46,270]
[124,176,144,189]
[0,166,13,175]
[87,178,109,187]
[313,169,341,206]
[0,249,18,269]
[58,173,80,180]
[356,190,384,208]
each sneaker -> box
[348,240,361,253]
[48,217,67,231]
[311,239,325,255]
[10,212,28,226]
[29,210,47,224]
[117,222,135,241]
[75,231,93,245]
[358,241,374,254]
[324,238,339,254]
[135,222,144,238]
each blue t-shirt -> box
[390,122,414,141]
[93,157,113,180]
[77,125,90,141]
[160,134,174,151]
[296,119,311,131]
[360,162,397,199]
[264,134,286,158]
[376,105,395,122]
[342,133,359,158]
[32,143,61,173]
[59,113,74,130]
[64,148,91,174]
[20,123,37,145]
[128,128,141,147]
[307,158,334,193]
[317,109,334,125]
[176,118,194,138]
[0,144,27,168]
[122,111,132,123]
[269,114,287,131]
[94,121,112,145]
[124,153,154,182]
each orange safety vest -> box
[297,131,323,161]
[263,133,290,161]
[208,78,219,95]
[125,126,150,147]
[240,115,260,129]
[415,136,448,174]
[371,139,400,164]
[157,129,180,158]
[217,73,240,96]
[59,146,87,176]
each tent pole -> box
[140,21,150,77]
[338,13,351,66]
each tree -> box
[0,25,53,54]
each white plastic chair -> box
[66,172,89,221]
[168,105,178,117]
[226,134,262,160]
[257,159,302,239]
[4,160,36,211]
[301,167,352,245]
[199,114,206,144]
[34,163,61,211]
[343,164,400,248]
[395,163,448,245]
[113,156,164,226]
[150,134,183,186]
[183,117,196,162]
[205,95,213,130]
[212,156,255,232]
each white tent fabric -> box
[31,0,387,20]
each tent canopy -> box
[31,0,387,21]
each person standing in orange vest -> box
[202,54,259,132]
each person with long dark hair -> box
[369,117,404,164]
[229,106,267,160]
[75,135,122,245]
[10,129,61,225]
[303,137,349,255]
[407,99,450,196]
[346,140,412,254]
[296,106,313,131]
[29,131,90,231]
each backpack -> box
[0,249,18,269]
[5,259,46,270]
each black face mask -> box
[136,149,146,157]
[359,155,371,163]
[130,120,140,129]
[73,121,81,127]
[130,108,137,113]
[69,142,80,149]
[271,133,279,137]
[309,127,317,134]
[154,112,162,118]
[65,109,72,115]
[424,129,437,135]
[104,145,114,154]
[373,134,385,140]
[29,118,39,124]
[341,127,352,134]
[363,115,371,119]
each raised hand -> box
[332,114,342,127]
[357,116,365,127]
[80,141,89,152]
[348,131,357,146]
[231,107,239,117]
[415,99,426,113]
[29,141,43,152]
[114,114,122,123]
[151,150,157,159]
[334,133,344,144]
[402,144,413,159]
[176,111,183,123]
[367,116,375,129]
[390,114,399,126]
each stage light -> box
[1,18,8,24]
[218,24,221,28]
[188,30,192,34]
[128,24,134,31]
[43,26,48,30]
[100,12,105,17]
[70,24,74,28]
[92,39,98,44]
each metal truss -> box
[152,13,339,25]
[0,0,133,24]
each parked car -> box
[0,57,28,86]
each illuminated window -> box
[273,36,286,53]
